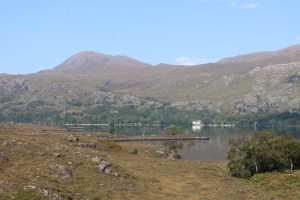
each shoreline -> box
[0,123,299,199]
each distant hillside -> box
[53,51,151,74]
[218,44,300,67]
[1,44,300,124]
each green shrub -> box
[128,149,138,155]
[164,125,183,135]
[227,131,300,178]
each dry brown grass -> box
[0,123,298,199]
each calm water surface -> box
[90,126,300,161]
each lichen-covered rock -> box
[155,149,169,158]
[167,150,182,160]
[97,160,111,172]
[23,185,36,191]
[104,167,112,174]
[113,172,119,177]
[87,140,99,148]
[156,149,182,160]
[49,164,73,179]
[67,134,79,142]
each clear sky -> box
[0,0,300,74]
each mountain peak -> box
[53,51,152,74]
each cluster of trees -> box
[62,105,223,126]
[0,105,208,126]
[0,110,61,125]
[163,125,184,135]
[227,131,300,179]
[227,112,300,127]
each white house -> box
[192,120,203,126]
[192,120,203,131]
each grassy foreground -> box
[0,124,299,200]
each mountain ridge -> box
[49,44,300,77]
[1,43,300,124]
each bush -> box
[128,149,138,155]
[166,143,183,151]
[164,125,183,135]
[109,128,115,134]
[227,130,300,178]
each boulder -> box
[97,160,111,172]
[113,172,119,177]
[49,164,73,179]
[67,134,79,142]
[156,149,182,160]
[23,185,36,191]
[87,140,99,148]
[167,150,182,160]
[104,167,112,174]
[39,188,49,197]
[155,149,169,158]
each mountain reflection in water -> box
[91,126,300,161]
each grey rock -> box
[23,185,36,191]
[113,172,119,177]
[155,149,169,158]
[40,188,49,197]
[156,149,182,160]
[167,150,182,160]
[67,134,79,142]
[104,167,112,174]
[51,193,63,200]
[49,164,73,179]
[97,160,111,172]
[87,140,99,148]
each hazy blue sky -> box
[1,0,300,74]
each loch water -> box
[81,125,300,161]
[109,126,300,161]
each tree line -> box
[1,104,300,127]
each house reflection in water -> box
[192,120,203,131]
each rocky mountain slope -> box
[53,51,151,74]
[1,44,300,123]
[218,44,300,66]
